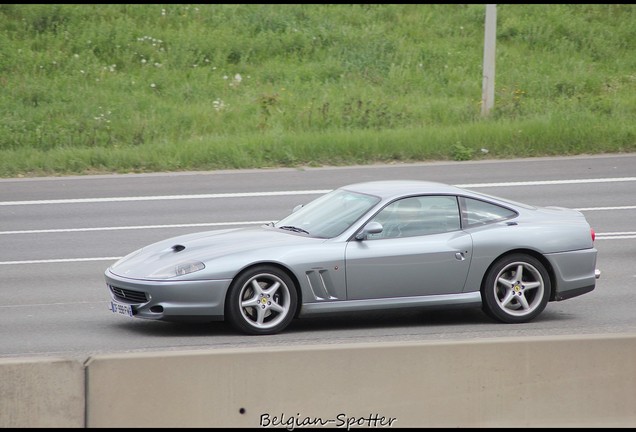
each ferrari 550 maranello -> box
[105,180,600,335]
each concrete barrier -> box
[2,334,635,427]
[85,333,636,428]
[0,357,84,428]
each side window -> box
[369,195,460,239]
[461,197,517,227]
[421,196,461,233]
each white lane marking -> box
[0,257,122,265]
[455,177,636,188]
[1,204,633,236]
[596,232,636,236]
[596,235,636,239]
[0,190,332,206]
[1,177,635,206]
[0,204,634,236]
[0,221,269,235]
[575,206,636,211]
[0,232,633,265]
[595,231,636,240]
[0,301,106,308]
[1,177,633,264]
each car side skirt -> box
[298,292,482,316]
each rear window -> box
[461,197,517,227]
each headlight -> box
[175,261,206,276]
[150,260,206,278]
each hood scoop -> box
[172,244,186,252]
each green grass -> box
[1,4,635,177]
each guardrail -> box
[2,333,636,427]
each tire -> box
[225,265,298,335]
[481,253,551,324]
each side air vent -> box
[305,269,338,301]
[172,244,186,252]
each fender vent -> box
[172,244,186,252]
[305,269,338,301]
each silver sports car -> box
[105,180,600,335]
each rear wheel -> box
[225,265,297,335]
[481,253,551,323]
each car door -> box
[344,195,473,300]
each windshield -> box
[275,189,380,238]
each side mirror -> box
[355,221,383,240]
[292,204,304,213]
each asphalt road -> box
[1,153,635,360]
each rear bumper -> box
[554,267,600,301]
[554,283,595,301]
[544,248,599,302]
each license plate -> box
[110,301,133,317]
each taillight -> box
[591,228,596,242]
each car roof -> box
[340,180,467,200]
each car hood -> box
[108,225,321,280]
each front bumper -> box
[105,269,232,321]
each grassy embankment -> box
[0,4,634,178]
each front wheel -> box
[481,254,551,323]
[225,265,298,335]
